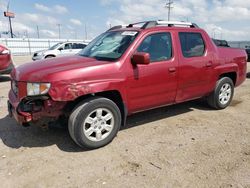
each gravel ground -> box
[0,56,250,188]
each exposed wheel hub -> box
[83,108,114,142]
[219,83,232,105]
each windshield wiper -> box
[92,56,116,61]
[78,54,90,58]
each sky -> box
[0,0,250,41]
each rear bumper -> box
[0,62,14,75]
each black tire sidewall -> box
[73,98,121,149]
[214,77,234,109]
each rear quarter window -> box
[179,32,205,58]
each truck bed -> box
[216,46,247,86]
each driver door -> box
[126,32,178,112]
[58,43,73,56]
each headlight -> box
[27,83,51,96]
[37,52,43,56]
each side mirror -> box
[131,52,150,65]
[58,48,63,51]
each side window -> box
[77,43,87,49]
[179,32,205,58]
[64,43,72,50]
[72,43,78,49]
[72,43,86,49]
[137,33,172,62]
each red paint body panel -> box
[175,31,220,102]
[8,26,247,125]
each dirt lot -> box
[0,56,250,188]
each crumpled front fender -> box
[49,79,126,102]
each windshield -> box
[49,42,63,50]
[78,31,139,61]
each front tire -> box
[68,97,121,149]
[207,77,234,109]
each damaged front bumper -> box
[8,90,67,127]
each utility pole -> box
[4,0,15,38]
[75,30,77,39]
[212,28,222,39]
[212,28,216,38]
[165,0,173,21]
[36,25,40,38]
[24,30,29,38]
[57,24,61,39]
[8,16,13,38]
[84,23,87,40]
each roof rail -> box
[107,25,127,31]
[127,21,156,28]
[107,20,199,31]
[156,21,199,28]
[106,21,152,31]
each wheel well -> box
[66,90,127,126]
[45,54,56,58]
[95,91,126,121]
[219,72,237,85]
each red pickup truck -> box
[8,21,247,149]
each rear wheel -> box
[68,97,121,149]
[207,77,234,109]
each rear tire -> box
[68,97,121,149]
[207,77,234,109]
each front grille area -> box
[11,80,18,96]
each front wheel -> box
[68,97,121,149]
[207,77,234,109]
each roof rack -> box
[107,20,199,31]
[156,21,199,28]
[107,25,127,31]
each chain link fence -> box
[0,38,88,55]
[228,41,250,49]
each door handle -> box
[206,61,212,67]
[168,67,176,73]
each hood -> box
[13,55,112,82]
[34,49,46,54]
